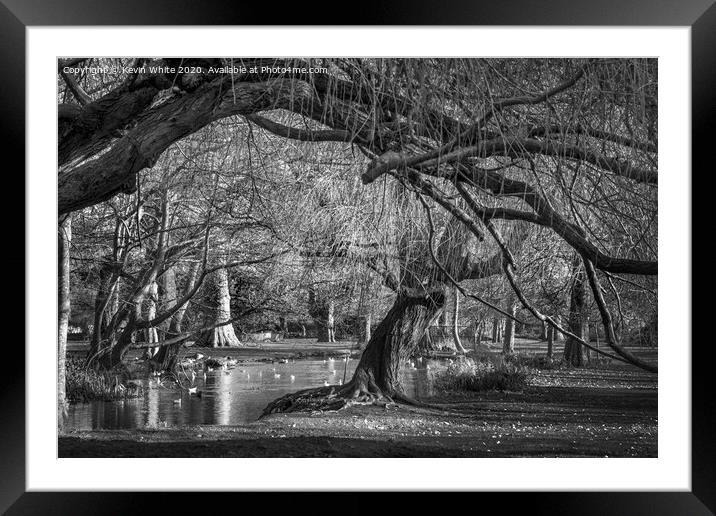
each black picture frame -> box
[2,1,709,513]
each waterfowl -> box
[274,373,281,379]
[289,375,295,382]
[323,380,330,386]
[188,386,197,394]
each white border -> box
[28,27,691,491]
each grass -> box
[508,353,563,370]
[434,356,530,393]
[65,357,144,403]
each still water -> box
[66,358,439,430]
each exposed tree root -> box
[260,375,460,418]
[260,378,402,418]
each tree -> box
[197,267,242,347]
[57,214,72,428]
[563,258,588,366]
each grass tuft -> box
[434,357,530,393]
[65,357,144,403]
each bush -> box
[65,357,144,403]
[434,357,529,393]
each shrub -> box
[434,357,529,393]
[65,357,144,403]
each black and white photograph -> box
[56,56,660,459]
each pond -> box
[65,358,442,430]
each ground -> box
[60,340,657,457]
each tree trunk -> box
[143,281,160,358]
[451,286,467,353]
[503,300,516,354]
[474,320,484,349]
[553,315,563,341]
[563,261,588,367]
[87,257,116,361]
[279,316,288,336]
[316,299,336,343]
[547,324,554,358]
[198,267,242,347]
[350,295,442,396]
[58,215,72,430]
[152,264,200,371]
[492,317,500,343]
[357,313,372,347]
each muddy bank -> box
[59,382,657,458]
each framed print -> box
[3,0,711,513]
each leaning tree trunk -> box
[197,267,242,347]
[263,293,444,415]
[58,215,72,430]
[563,261,588,367]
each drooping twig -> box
[417,192,525,325]
[582,257,658,373]
[483,220,631,365]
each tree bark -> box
[198,267,242,347]
[563,261,588,367]
[547,324,554,358]
[58,215,72,430]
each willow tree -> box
[58,57,658,411]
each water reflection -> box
[65,358,442,430]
